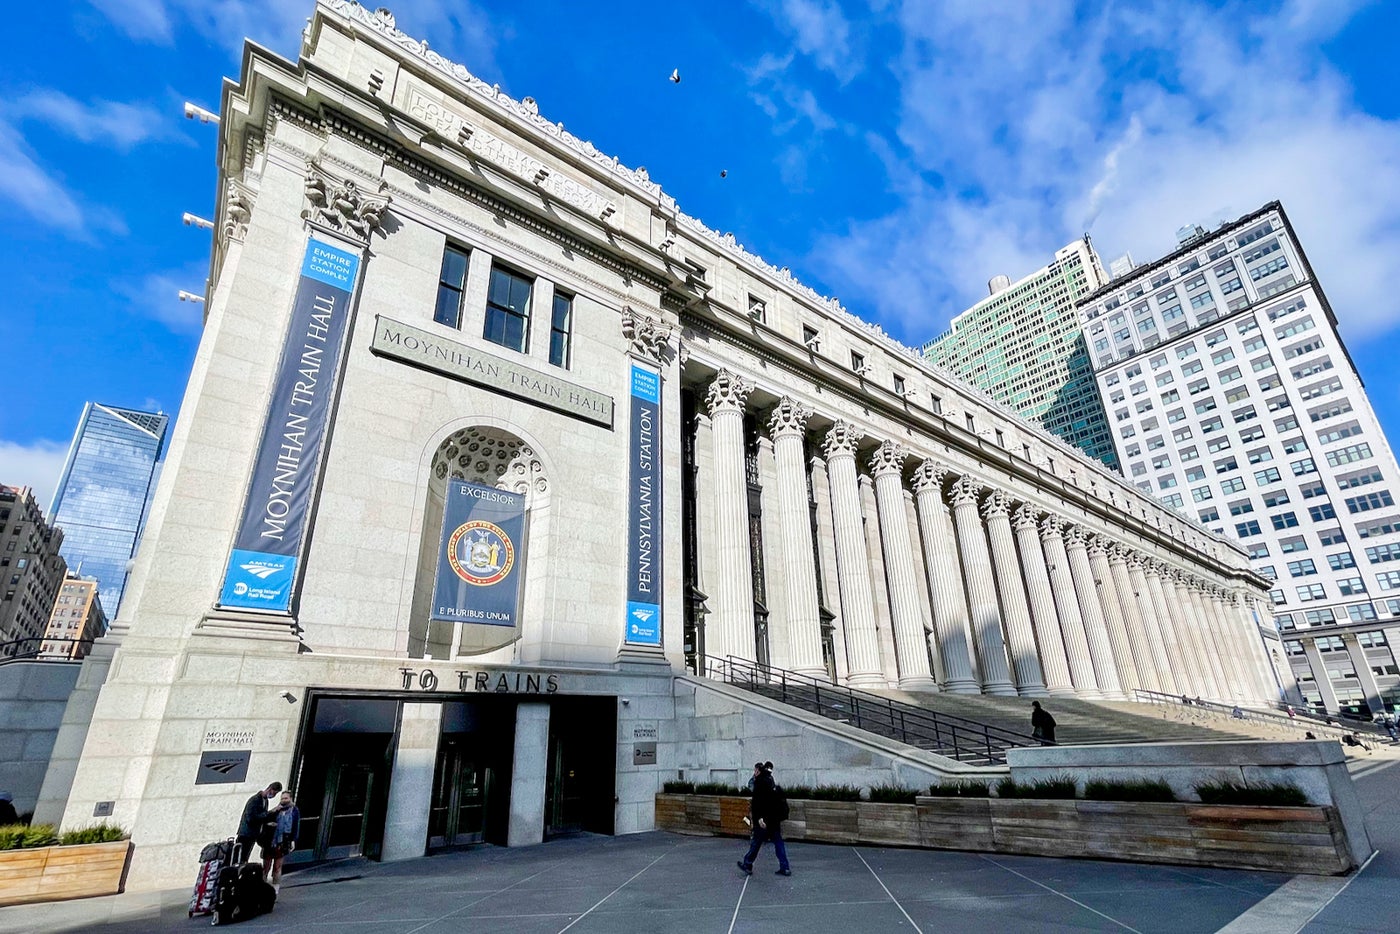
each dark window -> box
[549,291,573,368]
[435,246,470,328]
[485,265,532,352]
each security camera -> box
[279,691,297,704]
[620,698,630,706]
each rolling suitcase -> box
[189,837,234,918]
[213,861,276,925]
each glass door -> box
[322,763,374,860]
[428,740,486,848]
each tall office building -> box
[921,239,1117,467]
[50,404,168,619]
[41,572,107,660]
[1078,202,1400,715]
[0,484,67,656]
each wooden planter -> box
[0,840,133,907]
[655,794,1355,875]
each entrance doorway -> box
[429,739,486,847]
[545,696,616,838]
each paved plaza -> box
[3,760,1395,934]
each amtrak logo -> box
[631,607,655,624]
[239,562,284,580]
[447,520,515,586]
[202,759,244,775]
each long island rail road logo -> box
[447,520,515,586]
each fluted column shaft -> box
[1144,566,1192,695]
[1108,549,1160,693]
[911,463,978,694]
[769,399,824,678]
[823,422,883,686]
[1128,559,1177,694]
[1040,517,1100,698]
[1156,569,1207,698]
[1190,586,1236,699]
[950,477,1015,695]
[1174,576,1223,700]
[984,494,1045,696]
[809,456,848,682]
[1013,507,1074,696]
[1238,597,1279,703]
[1064,528,1124,700]
[1087,541,1140,696]
[871,443,936,690]
[1212,591,1251,701]
[706,372,756,664]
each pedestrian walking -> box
[737,762,791,877]
[1030,701,1056,745]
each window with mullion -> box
[549,291,572,368]
[435,245,470,328]
[485,265,532,353]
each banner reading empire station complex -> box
[625,363,662,646]
[431,479,527,626]
[218,237,361,611]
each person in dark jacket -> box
[0,792,18,825]
[236,782,282,864]
[1030,701,1056,746]
[737,762,791,876]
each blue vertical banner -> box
[219,237,361,611]
[431,480,528,626]
[625,362,662,645]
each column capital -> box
[822,420,864,458]
[1040,513,1065,540]
[767,396,811,438]
[910,459,948,494]
[1012,503,1040,532]
[981,488,1012,520]
[1063,523,1088,550]
[1107,542,1131,564]
[869,440,907,477]
[1086,535,1109,559]
[302,159,392,243]
[621,305,675,364]
[706,369,753,415]
[950,474,981,507]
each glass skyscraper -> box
[50,404,169,620]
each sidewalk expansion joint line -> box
[977,855,1144,933]
[728,874,749,934]
[1293,848,1379,934]
[403,865,551,934]
[558,844,679,934]
[852,847,923,934]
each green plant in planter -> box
[779,785,813,801]
[57,822,129,846]
[662,780,695,794]
[806,784,863,802]
[1193,779,1308,806]
[693,782,748,797]
[0,824,58,850]
[1083,779,1178,802]
[926,780,992,798]
[867,783,919,804]
[995,775,1078,799]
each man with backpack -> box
[737,761,792,877]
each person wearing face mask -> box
[236,782,282,865]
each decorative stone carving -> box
[981,489,1011,520]
[302,160,391,243]
[224,180,253,242]
[1040,513,1065,539]
[1086,535,1109,559]
[621,306,674,364]
[1012,503,1039,532]
[767,397,810,438]
[1063,524,1087,550]
[909,460,947,494]
[431,427,547,498]
[822,421,863,459]
[705,369,752,415]
[868,441,906,477]
[950,475,981,507]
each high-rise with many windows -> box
[0,484,66,657]
[921,239,1117,467]
[50,404,168,620]
[1078,202,1400,715]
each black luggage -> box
[212,861,276,925]
[189,838,233,917]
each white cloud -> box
[116,263,210,334]
[0,122,125,237]
[807,1,1400,346]
[8,91,181,151]
[0,440,70,515]
[767,0,859,83]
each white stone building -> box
[48,2,1280,889]
[1078,204,1400,716]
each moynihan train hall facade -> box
[42,1,1285,889]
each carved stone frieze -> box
[302,160,391,243]
[822,421,863,459]
[869,441,907,477]
[767,397,811,438]
[705,369,752,415]
[621,306,674,364]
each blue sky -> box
[3,0,1399,510]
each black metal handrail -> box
[0,636,95,665]
[708,655,1034,765]
[1131,688,1385,738]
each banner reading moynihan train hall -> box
[431,479,527,626]
[625,362,662,646]
[218,237,361,611]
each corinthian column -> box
[1064,526,1124,700]
[870,442,936,690]
[705,370,755,664]
[768,398,824,678]
[1040,516,1100,698]
[1190,582,1236,699]
[1087,537,1140,696]
[1144,562,1197,696]
[1169,571,1218,699]
[1013,505,1074,696]
[950,477,1014,695]
[1128,555,1177,694]
[983,492,1045,696]
[911,462,978,693]
[823,422,883,687]
[1108,545,1160,693]
[1209,588,1249,701]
